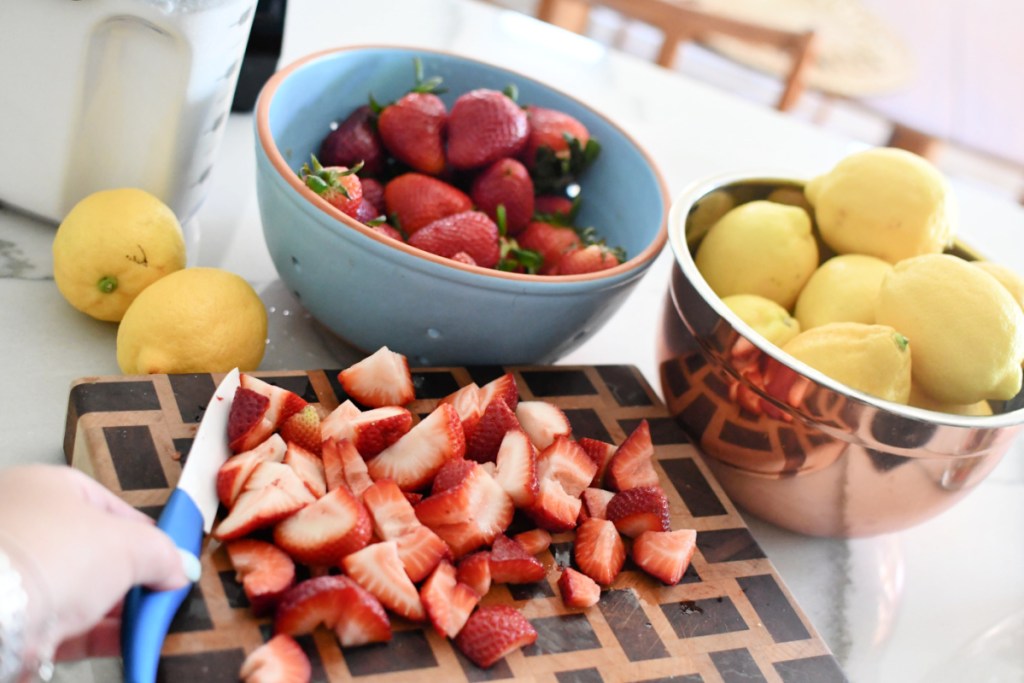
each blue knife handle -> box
[121,488,204,683]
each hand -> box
[0,464,190,660]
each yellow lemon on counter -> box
[117,268,267,374]
[794,254,893,330]
[804,147,955,263]
[876,254,1024,404]
[973,260,1024,313]
[722,294,801,347]
[782,322,912,403]
[695,200,818,309]
[908,383,993,417]
[53,188,186,322]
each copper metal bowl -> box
[656,172,1024,537]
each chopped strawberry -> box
[557,567,601,609]
[321,437,373,499]
[440,382,484,437]
[522,105,591,169]
[337,346,415,408]
[553,244,622,275]
[632,529,698,585]
[580,487,615,521]
[536,436,597,497]
[299,155,364,218]
[454,605,537,669]
[239,634,310,683]
[367,403,466,491]
[217,434,287,507]
[407,210,501,269]
[404,491,423,505]
[383,173,473,235]
[278,405,322,455]
[273,485,371,565]
[395,524,451,583]
[322,404,414,458]
[431,458,476,494]
[274,575,391,648]
[420,560,480,639]
[224,539,295,616]
[240,375,308,432]
[524,478,581,533]
[214,463,314,541]
[465,399,520,463]
[577,437,617,488]
[447,89,529,171]
[489,534,546,584]
[362,479,449,581]
[493,429,539,508]
[513,528,552,556]
[605,485,671,538]
[414,462,514,557]
[318,105,387,177]
[456,551,492,598]
[470,157,535,234]
[574,518,625,587]
[342,540,425,622]
[227,387,272,454]
[282,442,326,499]
[378,92,448,176]
[319,400,361,442]
[517,221,582,275]
[606,420,660,491]
[479,372,520,412]
[515,401,572,451]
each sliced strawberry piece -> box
[440,382,483,438]
[239,634,311,683]
[605,485,671,538]
[240,374,308,429]
[274,575,392,648]
[606,420,660,491]
[225,539,295,616]
[395,524,450,583]
[580,487,615,521]
[214,463,314,541]
[431,458,476,494]
[352,407,415,458]
[403,491,423,505]
[367,403,466,491]
[536,436,597,497]
[456,551,492,598]
[319,399,361,442]
[420,560,481,639]
[414,462,514,558]
[362,479,449,581]
[228,387,272,454]
[479,372,520,412]
[454,605,537,669]
[513,528,552,556]
[283,442,326,499]
[578,437,617,489]
[217,434,287,507]
[524,478,581,533]
[557,567,601,609]
[574,518,625,587]
[273,486,372,566]
[337,346,415,408]
[278,405,322,455]
[489,534,546,584]
[342,540,425,622]
[632,529,698,585]
[465,399,520,463]
[321,437,373,499]
[493,429,539,508]
[515,401,572,451]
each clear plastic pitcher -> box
[0,0,258,223]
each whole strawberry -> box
[299,155,363,218]
[408,211,500,268]
[378,92,448,176]
[533,194,578,223]
[518,221,582,274]
[522,105,590,168]
[552,244,622,275]
[384,173,473,234]
[470,158,535,235]
[318,105,387,177]
[446,88,529,170]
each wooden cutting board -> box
[63,364,846,683]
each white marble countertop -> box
[1,1,1022,681]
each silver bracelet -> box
[0,548,53,683]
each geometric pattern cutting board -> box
[63,365,847,683]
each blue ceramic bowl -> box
[255,46,668,366]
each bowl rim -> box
[668,169,1024,430]
[255,44,670,285]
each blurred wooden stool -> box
[536,0,818,112]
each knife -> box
[121,368,241,683]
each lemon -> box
[908,383,993,417]
[794,254,893,330]
[53,188,186,322]
[805,147,955,263]
[782,322,912,403]
[876,254,1024,404]
[117,268,267,374]
[722,294,801,347]
[766,186,813,215]
[686,189,736,249]
[973,261,1024,313]
[695,200,818,309]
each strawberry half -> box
[383,173,474,235]
[363,479,448,582]
[367,403,466,491]
[536,436,598,498]
[525,478,581,533]
[577,437,617,489]
[273,485,372,566]
[337,346,415,408]
[454,605,538,669]
[456,551,492,598]
[605,485,671,538]
[606,419,660,491]
[378,92,448,176]
[420,560,480,639]
[322,403,414,458]
[414,462,514,557]
[227,387,272,454]
[488,534,545,584]
[513,528,552,556]
[225,539,296,616]
[214,463,315,541]
[557,567,601,609]
[278,405,322,455]
[574,517,625,587]
[274,575,392,648]
[342,540,426,622]
[580,487,615,521]
[217,433,287,507]
[239,634,311,683]
[515,401,572,451]
[282,442,326,499]
[446,88,529,171]
[493,429,539,508]
[431,458,476,494]
[321,437,373,499]
[465,398,520,463]
[407,210,501,269]
[632,529,698,586]
[240,375,308,430]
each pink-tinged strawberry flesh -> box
[454,605,537,669]
[239,634,311,683]
[225,539,295,617]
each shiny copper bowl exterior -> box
[657,172,1024,537]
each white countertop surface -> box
[1,1,1022,681]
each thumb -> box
[116,520,194,592]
